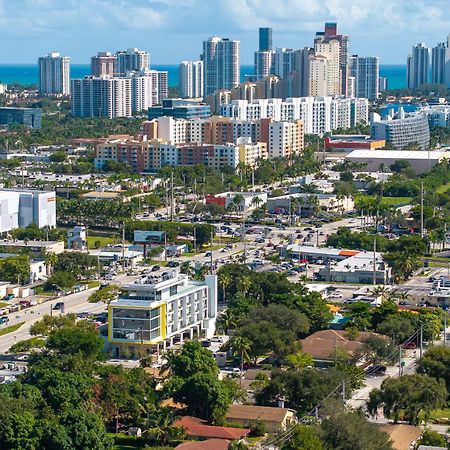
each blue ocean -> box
[0,63,406,90]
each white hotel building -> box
[220,97,369,134]
[108,271,217,357]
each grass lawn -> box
[0,302,9,308]
[436,182,450,194]
[0,322,25,336]
[87,234,123,249]
[419,407,450,423]
[379,196,413,207]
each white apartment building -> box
[179,61,204,98]
[254,50,273,81]
[108,271,217,356]
[71,77,132,118]
[71,70,167,118]
[202,36,240,96]
[221,97,368,134]
[407,43,429,89]
[115,48,150,75]
[38,52,70,95]
[348,56,379,100]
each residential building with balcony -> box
[108,271,217,357]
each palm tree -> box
[44,251,58,276]
[250,195,263,210]
[231,336,252,385]
[180,261,194,277]
[140,407,183,445]
[216,309,237,334]
[237,275,252,296]
[232,193,245,214]
[218,272,231,304]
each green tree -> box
[368,374,447,424]
[88,284,120,304]
[417,429,448,448]
[45,270,77,291]
[417,345,450,393]
[30,314,77,337]
[282,424,324,450]
[0,254,30,284]
[46,321,104,360]
[320,404,394,450]
[173,372,233,424]
[140,407,183,445]
[164,340,219,378]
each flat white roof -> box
[287,245,343,256]
[346,150,449,160]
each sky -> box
[0,0,449,65]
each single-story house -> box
[176,439,231,450]
[225,405,296,432]
[174,416,250,441]
[300,329,382,364]
[379,424,422,450]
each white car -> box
[328,293,343,299]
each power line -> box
[261,327,422,449]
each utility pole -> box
[420,181,424,239]
[443,310,447,347]
[419,324,423,359]
[210,230,214,274]
[170,171,174,222]
[373,237,377,286]
[398,345,402,377]
[164,232,168,263]
[122,222,126,271]
[193,227,197,254]
[342,381,346,401]
[242,214,247,263]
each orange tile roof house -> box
[379,424,422,450]
[300,329,381,362]
[176,439,231,450]
[174,416,250,441]
[225,405,296,432]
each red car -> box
[401,341,417,349]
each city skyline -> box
[1,0,449,64]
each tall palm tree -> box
[216,309,237,334]
[44,251,58,276]
[218,272,231,304]
[233,193,245,214]
[231,336,252,385]
[237,275,252,296]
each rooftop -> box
[226,404,294,423]
[346,150,448,160]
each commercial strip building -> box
[286,245,391,284]
[370,110,430,150]
[205,192,268,212]
[38,52,70,95]
[267,193,355,217]
[324,135,385,151]
[0,189,56,233]
[107,271,217,357]
[220,97,368,134]
[71,70,168,118]
[344,150,449,175]
[0,107,42,129]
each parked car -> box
[401,341,417,349]
[52,302,64,310]
[168,261,180,267]
[201,340,211,347]
[0,316,9,325]
[151,265,161,272]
